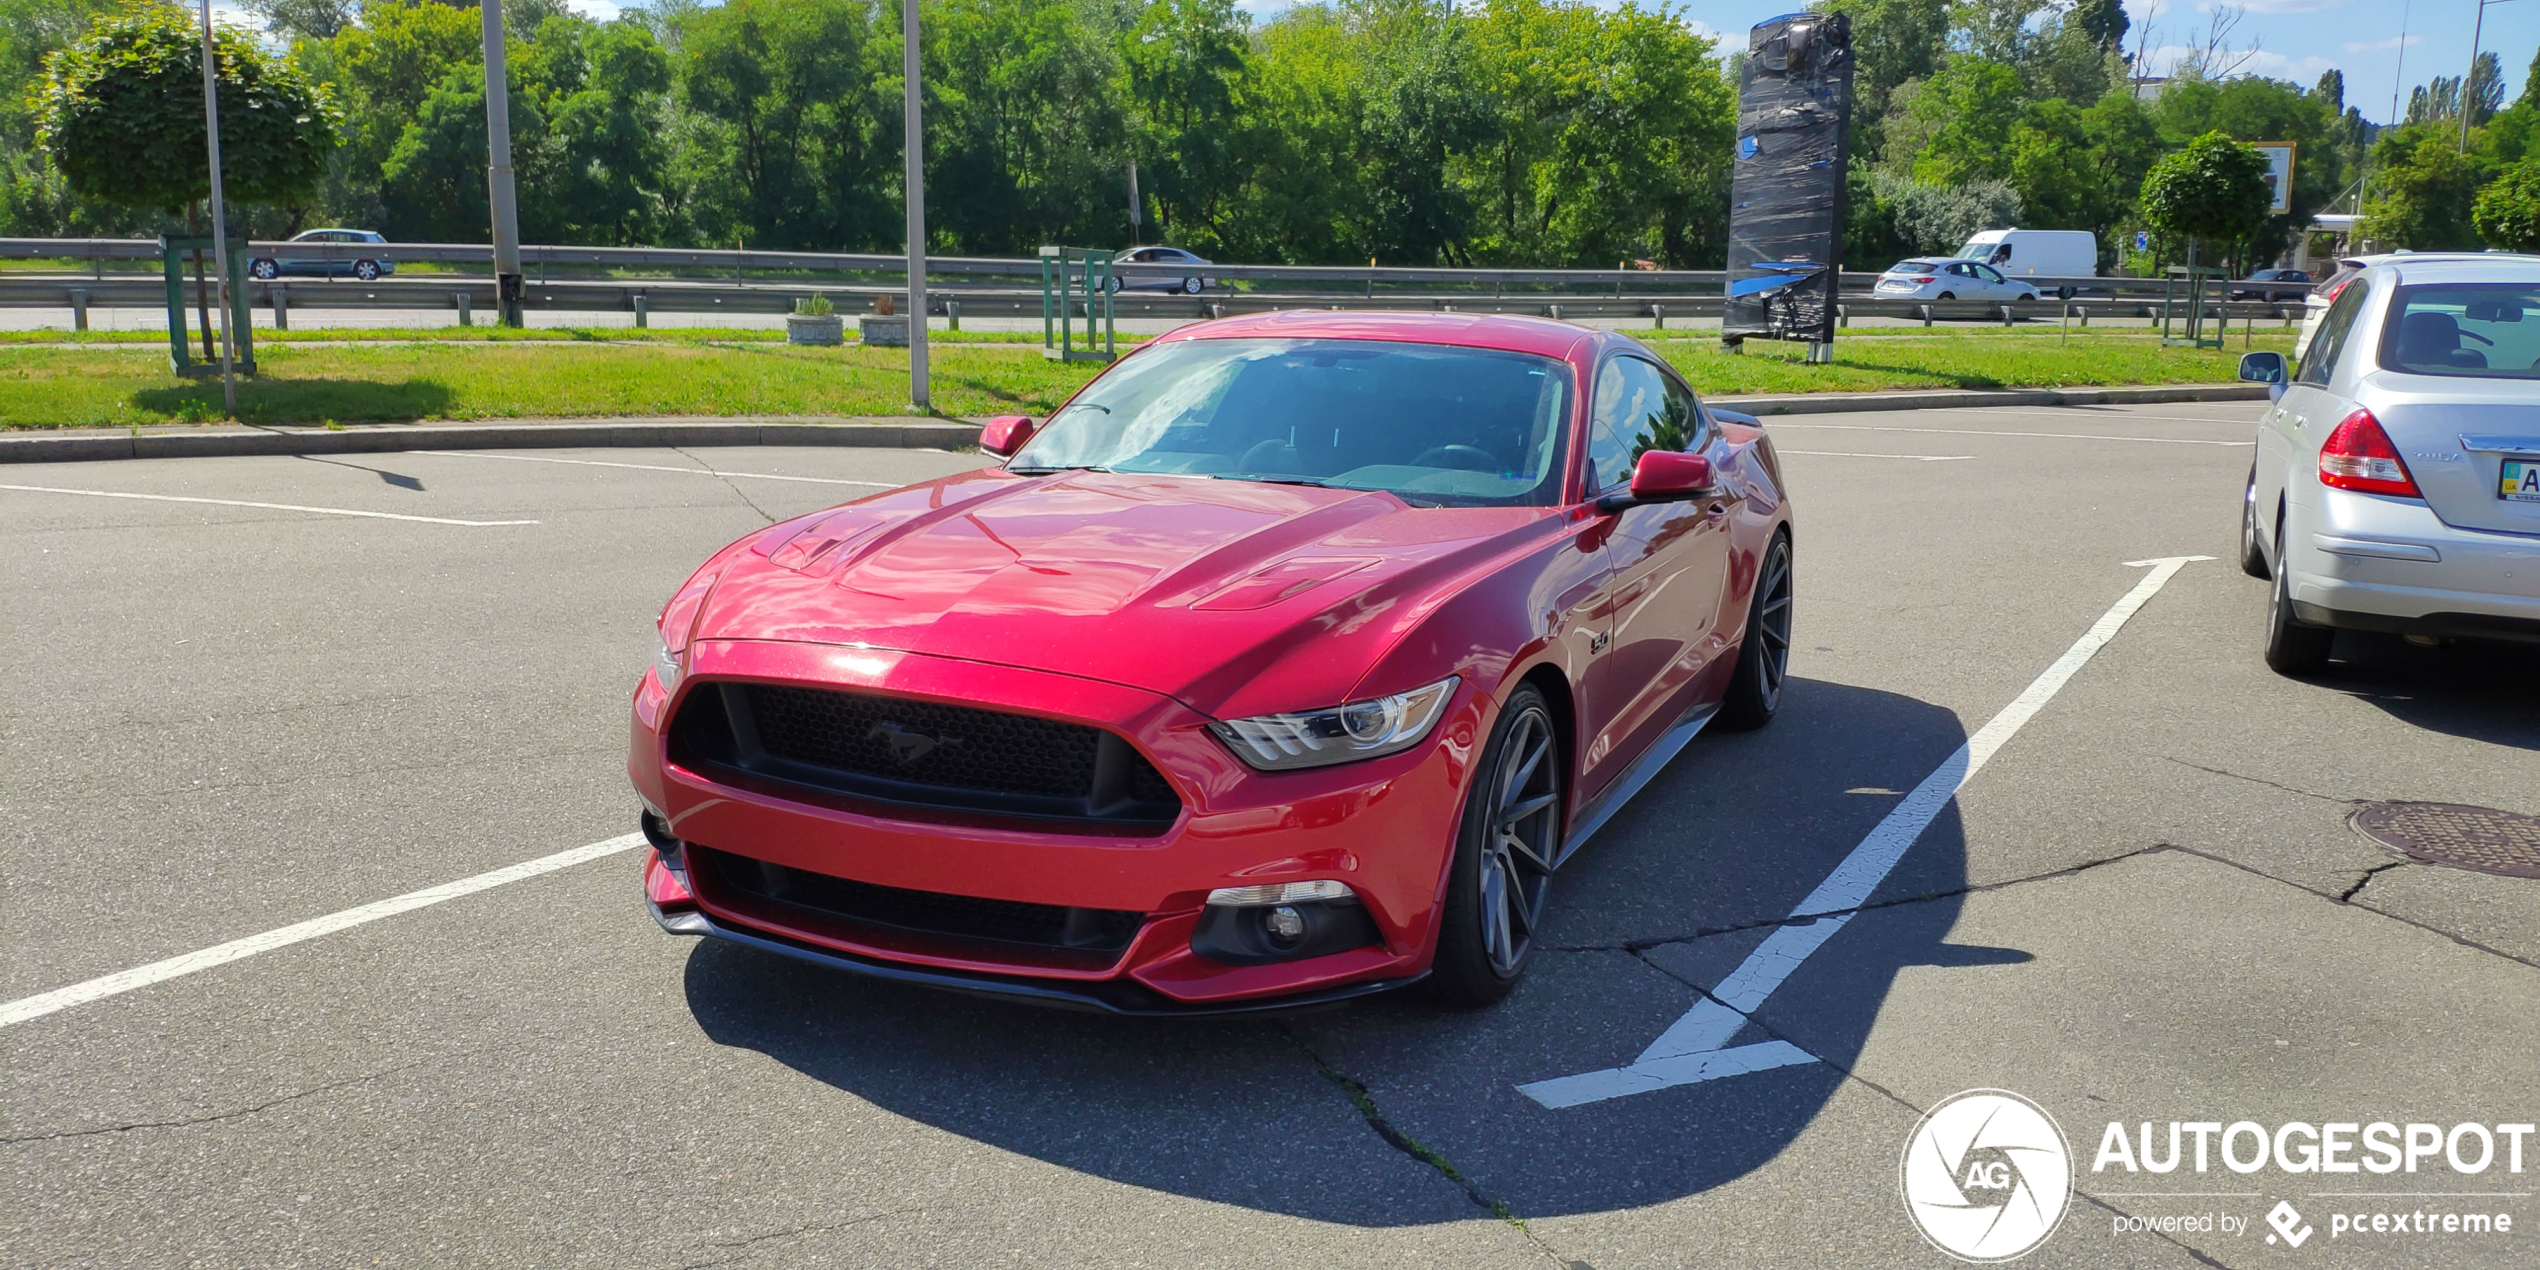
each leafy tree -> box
[1890,57,2024,186]
[1872,169,2020,254]
[542,21,673,245]
[33,6,338,216]
[674,0,894,251]
[381,62,552,242]
[2524,46,2540,110]
[2138,130,2269,263]
[2360,125,2485,249]
[2010,92,2158,264]
[242,0,355,43]
[1816,0,1947,156]
[1121,0,1248,244]
[2314,69,2343,114]
[2071,0,2126,53]
[2473,157,2540,251]
[924,0,1128,254]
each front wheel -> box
[249,258,278,280]
[2262,526,2333,676]
[1716,532,1792,731]
[1181,276,1203,295]
[1429,686,1561,1007]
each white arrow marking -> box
[1519,556,2213,1108]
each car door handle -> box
[1704,500,1730,520]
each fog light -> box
[1264,905,1307,943]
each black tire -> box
[2239,466,2271,579]
[1936,290,1955,301]
[1716,531,1793,731]
[353,259,380,281]
[249,258,278,280]
[1181,276,1203,295]
[1429,685,1562,1007]
[2262,516,2333,676]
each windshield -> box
[1008,338,1576,506]
[2377,284,2540,379]
[1955,239,1996,259]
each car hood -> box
[685,469,1553,717]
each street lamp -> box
[196,0,236,416]
[903,0,929,411]
[483,0,523,325]
[2462,0,2524,152]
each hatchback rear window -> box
[2377,284,2540,379]
[2310,265,2362,298]
[1887,260,1945,272]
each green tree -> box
[542,21,673,245]
[2138,130,2269,264]
[33,6,337,216]
[2360,125,2485,249]
[1890,57,2025,186]
[1121,0,1248,244]
[380,62,552,242]
[673,0,894,251]
[1815,0,1947,158]
[2010,92,2158,263]
[924,0,1128,254]
[2472,157,2540,251]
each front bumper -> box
[630,640,1486,1009]
[2285,487,2540,641]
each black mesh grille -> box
[695,847,1143,955]
[668,681,1181,828]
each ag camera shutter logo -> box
[1901,1089,2074,1261]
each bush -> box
[795,293,835,316]
[1871,172,2024,256]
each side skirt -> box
[1553,703,1717,869]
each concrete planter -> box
[785,314,844,346]
[858,315,910,347]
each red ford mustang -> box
[631,311,1794,1013]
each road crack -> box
[672,445,780,524]
[1281,1028,1580,1268]
[1,1055,454,1145]
[2166,758,2360,805]
[670,1210,921,1270]
[2336,858,2408,903]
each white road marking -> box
[1927,409,2258,426]
[421,451,898,487]
[1777,450,1975,462]
[0,484,540,526]
[1768,423,2245,447]
[0,834,645,1029]
[1518,555,2214,1108]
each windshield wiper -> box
[1008,464,1115,475]
[1234,474,1332,488]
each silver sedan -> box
[2237,257,2540,673]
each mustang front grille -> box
[668,681,1182,828]
[691,846,1145,957]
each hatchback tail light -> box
[1910,276,1936,284]
[2317,409,2421,497]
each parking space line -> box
[1777,451,1975,462]
[0,485,540,526]
[0,834,644,1029]
[1518,555,2214,1109]
[420,451,898,487]
[1768,423,2246,447]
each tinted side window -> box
[1589,357,1672,491]
[2297,280,2372,385]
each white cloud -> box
[564,0,623,18]
[2342,35,2423,53]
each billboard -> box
[1722,13,1856,348]
[2253,142,2295,216]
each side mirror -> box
[981,415,1037,458]
[2238,351,2286,384]
[1602,451,1717,512]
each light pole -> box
[903,0,929,412]
[196,0,236,416]
[2461,0,2523,153]
[483,0,524,325]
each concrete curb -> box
[0,417,982,464]
[0,384,2269,464]
[1708,383,2269,416]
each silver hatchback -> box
[2237,258,2540,673]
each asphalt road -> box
[4,403,2534,1268]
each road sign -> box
[2135,231,2149,252]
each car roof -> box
[1157,309,1600,360]
[2376,258,2540,285]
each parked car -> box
[2231,268,2310,301]
[1874,258,2042,303]
[1955,228,2096,297]
[2236,256,2540,675]
[247,229,395,281]
[1106,245,1216,294]
[631,311,1796,1012]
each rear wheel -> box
[1936,290,1956,301]
[249,258,278,280]
[2262,516,2333,676]
[353,259,380,281]
[1181,276,1203,295]
[2239,466,2271,579]
[1430,686,1561,1007]
[1717,532,1793,731]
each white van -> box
[1956,229,2097,295]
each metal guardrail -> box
[0,237,2319,326]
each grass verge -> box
[0,329,2285,429]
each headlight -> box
[1208,676,1458,771]
[653,636,682,694]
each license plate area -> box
[2503,459,2540,503]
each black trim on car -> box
[2288,602,2540,645]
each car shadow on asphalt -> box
[2322,633,2540,750]
[681,677,2006,1223]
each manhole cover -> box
[2351,802,2540,879]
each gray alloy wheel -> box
[2239,466,2271,579]
[1430,686,1561,1005]
[249,258,278,280]
[1182,275,1203,294]
[353,259,380,281]
[1718,532,1793,731]
[2262,512,2333,675]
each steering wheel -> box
[1410,444,1498,471]
[1237,438,1302,474]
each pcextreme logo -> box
[1900,1089,2074,1262]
